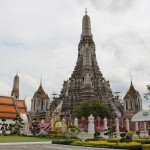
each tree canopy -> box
[144,85,150,100]
[74,99,114,119]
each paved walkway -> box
[0,142,121,150]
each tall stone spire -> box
[11,73,19,99]
[82,8,92,37]
[52,10,123,117]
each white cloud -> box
[0,0,150,110]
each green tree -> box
[13,114,24,135]
[0,119,8,135]
[75,99,114,119]
[31,119,40,136]
[144,85,150,100]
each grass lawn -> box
[0,136,52,143]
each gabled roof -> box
[0,97,15,105]
[16,99,27,114]
[33,84,49,99]
[124,81,139,99]
[132,110,150,122]
[0,96,28,119]
[0,96,18,119]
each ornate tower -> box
[51,9,122,117]
[11,73,19,99]
[123,80,142,119]
[31,81,50,119]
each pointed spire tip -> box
[85,8,87,15]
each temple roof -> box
[0,96,18,119]
[0,96,27,119]
[82,8,91,36]
[16,99,27,114]
[33,83,49,99]
[124,81,139,99]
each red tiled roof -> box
[0,113,17,118]
[0,96,27,119]
[0,105,17,113]
[0,97,14,105]
[16,101,24,108]
[18,108,26,114]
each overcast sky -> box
[0,0,150,111]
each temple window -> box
[41,100,43,110]
[126,101,128,110]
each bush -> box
[106,138,120,143]
[116,142,142,150]
[136,130,140,135]
[72,141,142,150]
[94,130,100,137]
[85,138,96,141]
[142,144,150,149]
[52,139,79,145]
[133,138,150,144]
[126,135,132,143]
[120,132,126,138]
[104,132,109,136]
[120,138,126,143]
[126,130,133,138]
[72,141,117,148]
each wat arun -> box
[50,9,123,117]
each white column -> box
[116,118,119,132]
[88,114,95,134]
[62,118,66,133]
[135,122,138,131]
[125,119,129,131]
[74,117,78,127]
[23,121,29,133]
[144,122,147,132]
[104,118,108,130]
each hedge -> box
[142,144,150,149]
[106,138,120,143]
[133,139,150,144]
[72,141,142,150]
[72,141,116,148]
[52,139,80,145]
[115,142,142,150]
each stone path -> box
[0,143,122,150]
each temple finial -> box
[82,8,91,36]
[40,74,42,86]
[16,70,19,76]
[85,8,87,15]
[130,72,133,85]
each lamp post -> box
[52,92,57,106]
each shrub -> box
[52,139,79,145]
[120,132,126,138]
[126,135,132,143]
[126,130,133,138]
[136,130,141,138]
[113,142,142,150]
[104,132,109,136]
[72,141,117,148]
[120,138,126,143]
[94,130,100,137]
[142,144,150,149]
[72,141,142,150]
[85,138,96,141]
[106,138,120,143]
[133,138,150,144]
